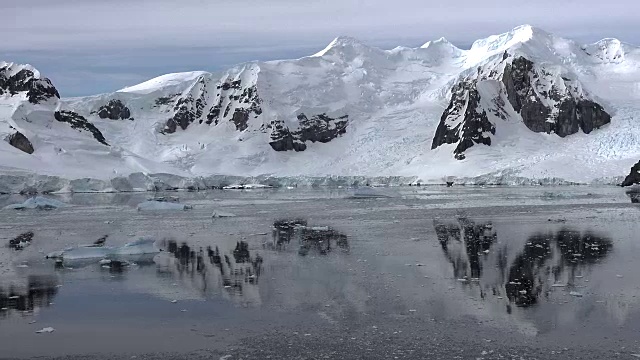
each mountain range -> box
[1,25,639,192]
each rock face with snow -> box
[0,62,59,104]
[502,56,610,136]
[269,113,348,152]
[622,161,640,186]
[160,74,263,134]
[6,131,34,154]
[432,53,612,159]
[95,99,132,120]
[54,111,109,146]
[0,25,639,187]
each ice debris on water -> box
[137,201,192,211]
[4,197,68,210]
[46,238,160,263]
[212,210,237,218]
[36,327,55,334]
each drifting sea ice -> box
[3,197,68,210]
[47,239,160,263]
[212,210,237,218]
[111,238,159,256]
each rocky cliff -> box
[622,161,640,187]
[432,54,612,159]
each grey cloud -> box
[3,0,640,51]
[2,0,639,95]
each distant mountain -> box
[1,25,640,191]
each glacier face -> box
[1,25,640,189]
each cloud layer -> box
[3,0,639,95]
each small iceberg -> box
[46,238,160,265]
[55,246,112,261]
[35,327,55,334]
[137,201,192,211]
[4,197,68,210]
[111,238,159,256]
[212,210,237,218]
[223,184,272,190]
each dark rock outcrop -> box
[0,64,60,104]
[432,54,611,159]
[54,111,109,146]
[163,77,208,134]
[269,113,348,152]
[431,83,496,159]
[162,76,262,134]
[7,131,34,154]
[621,161,640,187]
[502,57,611,137]
[95,99,131,120]
[206,82,262,128]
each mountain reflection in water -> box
[0,275,59,318]
[158,240,263,298]
[267,219,349,256]
[434,218,613,308]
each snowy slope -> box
[1,25,640,191]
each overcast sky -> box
[3,0,639,96]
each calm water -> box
[0,186,639,359]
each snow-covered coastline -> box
[1,26,639,187]
[0,171,627,195]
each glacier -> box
[1,25,640,192]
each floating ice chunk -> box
[45,250,65,259]
[107,238,160,262]
[4,197,68,210]
[48,238,159,265]
[223,184,272,190]
[212,210,237,218]
[36,327,55,334]
[348,187,398,199]
[59,246,112,261]
[137,201,192,211]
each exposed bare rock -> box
[95,99,132,120]
[432,54,611,159]
[269,113,348,152]
[0,63,60,104]
[622,161,640,187]
[54,110,109,146]
[6,131,34,154]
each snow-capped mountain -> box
[1,25,640,192]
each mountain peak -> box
[464,24,555,64]
[420,37,455,49]
[0,61,42,79]
[311,36,370,57]
[118,71,210,94]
